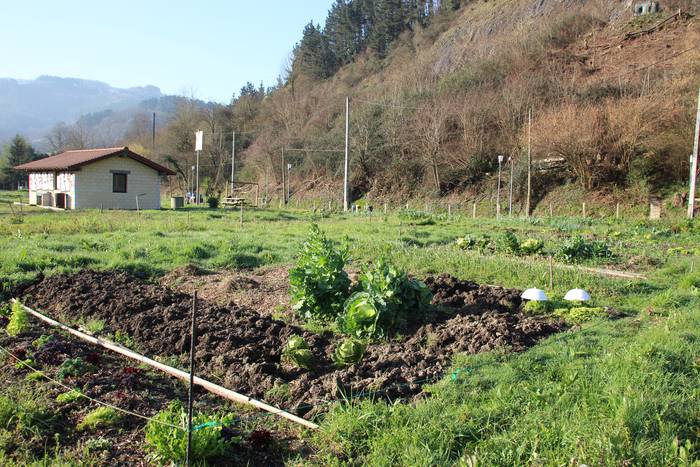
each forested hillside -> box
[126,0,700,208]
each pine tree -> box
[0,135,37,189]
[294,22,335,79]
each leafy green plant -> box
[57,357,95,380]
[290,225,351,321]
[56,389,84,404]
[496,231,520,255]
[520,238,544,255]
[82,437,112,455]
[145,401,238,465]
[337,260,432,338]
[84,319,105,335]
[333,338,366,366]
[455,236,475,250]
[282,335,314,370]
[6,301,29,336]
[554,306,607,323]
[24,371,43,382]
[557,236,612,263]
[77,407,121,431]
[32,334,54,349]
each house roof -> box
[14,147,176,175]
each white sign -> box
[195,130,203,152]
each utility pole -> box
[526,108,532,217]
[230,131,235,197]
[508,156,514,217]
[688,85,700,219]
[343,96,350,212]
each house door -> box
[56,193,66,209]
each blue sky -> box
[0,0,331,103]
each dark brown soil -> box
[0,318,300,466]
[21,270,564,417]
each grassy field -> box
[1,191,699,465]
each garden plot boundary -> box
[9,299,319,430]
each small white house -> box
[15,147,175,210]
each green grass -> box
[0,191,699,464]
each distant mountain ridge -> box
[0,75,164,149]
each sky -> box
[0,0,332,103]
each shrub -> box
[207,196,220,209]
[282,335,314,370]
[6,301,29,336]
[77,407,121,431]
[337,259,432,338]
[32,334,54,349]
[145,401,238,465]
[290,225,350,321]
[554,306,607,323]
[333,338,366,366]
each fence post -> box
[239,203,243,226]
[616,203,620,220]
[472,202,477,219]
[549,203,553,217]
[582,202,587,218]
[448,204,452,218]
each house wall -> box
[28,172,76,209]
[74,155,162,210]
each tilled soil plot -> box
[21,270,564,416]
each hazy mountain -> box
[0,75,163,149]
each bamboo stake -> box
[10,299,319,430]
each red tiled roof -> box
[14,147,176,175]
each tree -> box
[293,22,335,79]
[0,135,38,189]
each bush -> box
[145,401,238,465]
[290,225,351,321]
[6,301,29,336]
[77,407,121,431]
[337,259,432,338]
[207,196,220,209]
[496,231,520,255]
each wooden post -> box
[384,203,387,214]
[448,204,452,218]
[239,203,243,226]
[281,148,287,205]
[472,202,477,219]
[616,203,620,220]
[526,108,532,217]
[548,256,554,289]
[582,202,587,218]
[549,203,553,217]
[186,291,197,467]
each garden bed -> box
[20,270,565,416]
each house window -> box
[113,173,127,193]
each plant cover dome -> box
[521,288,548,301]
[564,289,591,301]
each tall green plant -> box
[290,225,351,321]
[338,259,432,338]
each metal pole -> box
[508,157,514,217]
[186,290,197,467]
[688,85,700,219]
[343,96,350,212]
[526,108,532,217]
[195,151,200,206]
[230,131,235,197]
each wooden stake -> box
[239,203,243,226]
[548,256,554,289]
[448,204,452,218]
[472,202,476,219]
[582,202,587,218]
[616,203,620,220]
[11,300,319,430]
